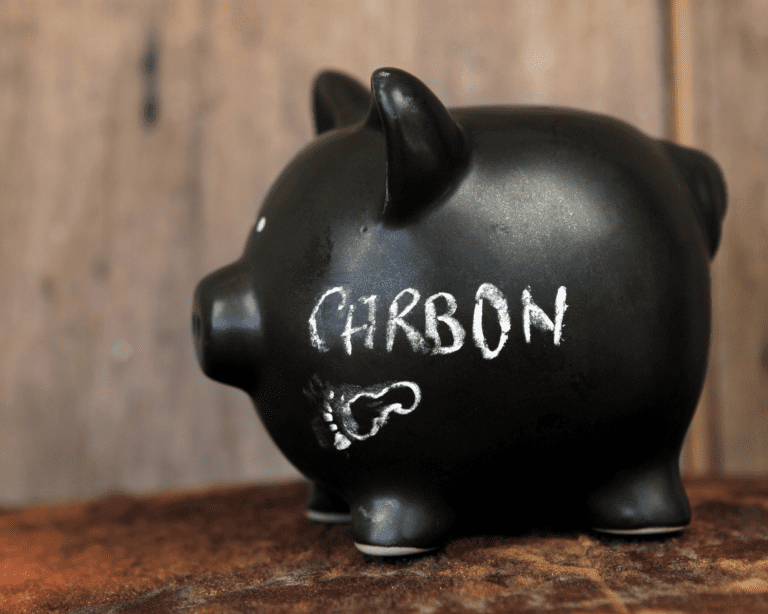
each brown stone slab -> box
[1,478,767,613]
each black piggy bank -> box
[193,68,726,556]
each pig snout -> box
[192,262,263,391]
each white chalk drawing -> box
[309,286,348,352]
[473,283,512,360]
[425,292,466,354]
[386,288,429,353]
[342,295,377,355]
[309,283,568,356]
[305,376,422,450]
[256,216,266,232]
[522,286,567,346]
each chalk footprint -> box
[310,379,422,450]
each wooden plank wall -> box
[687,0,768,474]
[0,0,763,506]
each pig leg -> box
[304,483,351,524]
[350,489,456,556]
[586,457,691,535]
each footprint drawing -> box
[305,377,422,450]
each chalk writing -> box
[522,285,567,346]
[425,292,465,355]
[387,289,429,353]
[473,283,511,360]
[309,284,568,356]
[309,286,348,352]
[342,295,377,355]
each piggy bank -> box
[193,68,726,556]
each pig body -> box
[193,68,726,556]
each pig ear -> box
[661,141,727,257]
[368,68,470,222]
[313,71,371,134]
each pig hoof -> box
[351,492,454,556]
[592,525,686,536]
[354,543,436,557]
[305,483,351,524]
[587,461,691,535]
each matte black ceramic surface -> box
[193,68,726,556]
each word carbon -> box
[309,284,567,358]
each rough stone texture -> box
[1,478,767,613]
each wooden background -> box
[0,0,765,506]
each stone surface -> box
[1,478,767,613]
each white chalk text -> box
[309,283,568,358]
